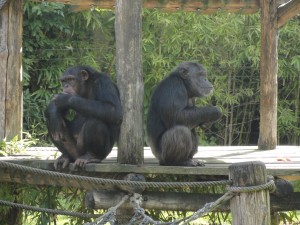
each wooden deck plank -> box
[1,146,300,180]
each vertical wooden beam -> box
[0,3,8,140]
[229,161,271,225]
[115,0,144,165]
[0,0,23,141]
[258,0,278,150]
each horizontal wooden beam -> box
[86,190,227,211]
[2,158,300,177]
[277,0,300,28]
[86,190,300,212]
[32,0,260,13]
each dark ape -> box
[147,62,221,166]
[45,66,122,169]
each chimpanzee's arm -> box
[160,84,221,129]
[176,106,221,129]
[45,100,78,160]
[67,95,122,124]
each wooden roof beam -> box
[32,0,260,14]
[277,0,300,28]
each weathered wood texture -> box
[0,165,122,191]
[0,0,23,141]
[277,0,300,28]
[229,161,271,225]
[85,190,300,212]
[85,190,228,211]
[115,0,144,165]
[32,0,260,13]
[2,146,300,178]
[115,174,145,224]
[258,0,278,150]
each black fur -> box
[147,62,221,166]
[45,66,122,169]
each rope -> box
[83,195,129,225]
[0,161,231,189]
[180,180,276,225]
[0,199,98,219]
[0,161,276,225]
[119,180,276,225]
[227,180,276,193]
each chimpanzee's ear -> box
[81,70,89,81]
[178,67,189,79]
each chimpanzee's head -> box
[177,62,213,97]
[60,66,96,96]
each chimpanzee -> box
[45,66,122,169]
[147,62,222,166]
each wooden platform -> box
[1,146,300,180]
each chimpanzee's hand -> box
[200,121,213,130]
[53,93,72,111]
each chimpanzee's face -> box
[179,62,213,97]
[60,74,80,95]
[60,69,89,95]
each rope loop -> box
[227,180,276,193]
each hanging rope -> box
[0,199,98,219]
[83,195,129,225]
[86,180,276,225]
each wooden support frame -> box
[33,0,260,13]
[229,161,271,225]
[0,0,23,140]
[258,0,278,150]
[115,0,144,165]
[86,190,300,212]
[277,0,300,28]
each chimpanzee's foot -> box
[74,152,102,168]
[54,155,71,170]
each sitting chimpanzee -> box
[45,66,122,169]
[147,62,221,166]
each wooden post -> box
[115,0,144,165]
[114,174,145,225]
[258,0,278,150]
[0,0,23,141]
[229,161,271,225]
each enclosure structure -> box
[1,146,300,224]
[0,0,300,157]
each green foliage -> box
[142,10,263,145]
[23,1,115,143]
[277,17,300,145]
[0,133,37,156]
[0,184,94,225]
